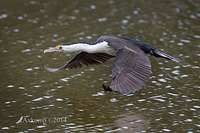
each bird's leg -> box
[102,84,113,92]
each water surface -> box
[0,0,200,132]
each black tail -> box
[150,49,180,62]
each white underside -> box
[62,41,116,56]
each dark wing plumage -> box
[43,52,115,72]
[110,47,151,94]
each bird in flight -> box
[43,35,179,94]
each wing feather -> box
[110,48,151,94]
[43,52,115,72]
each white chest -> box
[88,41,116,55]
[63,41,116,56]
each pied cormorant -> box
[43,35,179,94]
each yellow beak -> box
[44,48,64,53]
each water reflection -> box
[113,112,150,132]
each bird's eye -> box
[56,46,62,49]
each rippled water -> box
[0,0,200,132]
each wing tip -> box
[42,64,62,72]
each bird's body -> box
[43,35,179,94]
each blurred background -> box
[0,0,199,132]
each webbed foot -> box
[102,84,113,92]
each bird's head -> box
[44,41,98,54]
[44,45,65,53]
[44,42,86,53]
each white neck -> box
[62,41,115,55]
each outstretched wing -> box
[110,48,151,94]
[43,52,115,72]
